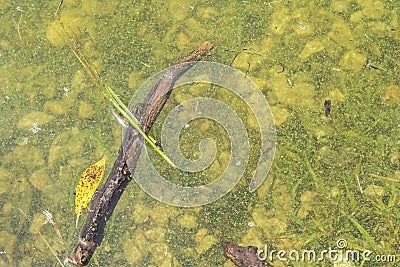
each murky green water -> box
[1,0,399,266]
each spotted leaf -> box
[75,159,105,215]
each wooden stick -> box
[68,42,213,266]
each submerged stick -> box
[67,42,213,266]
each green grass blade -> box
[105,86,176,168]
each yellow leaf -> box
[75,159,105,216]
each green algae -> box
[0,0,399,266]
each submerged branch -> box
[68,42,213,266]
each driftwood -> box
[69,42,213,266]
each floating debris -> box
[43,210,64,243]
[30,122,41,134]
[364,59,382,70]
[298,20,306,31]
[43,210,55,225]
[111,108,128,128]
[75,159,105,219]
[63,86,70,97]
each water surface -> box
[0,0,399,266]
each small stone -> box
[149,204,173,225]
[276,82,316,109]
[29,214,44,235]
[0,167,10,186]
[330,187,340,197]
[29,168,52,193]
[340,51,366,71]
[363,185,385,197]
[241,226,264,248]
[270,106,288,126]
[383,85,400,105]
[196,7,217,20]
[253,207,287,238]
[368,21,389,37]
[297,191,316,219]
[145,227,164,242]
[329,89,345,104]
[159,255,175,267]
[149,242,169,262]
[389,147,399,164]
[270,7,291,35]
[294,21,313,36]
[232,52,263,73]
[199,121,211,133]
[79,101,94,118]
[195,228,217,254]
[350,11,364,23]
[362,0,384,19]
[168,1,188,21]
[124,244,141,265]
[176,32,191,51]
[299,38,325,61]
[46,21,66,46]
[132,203,150,224]
[17,111,55,131]
[264,217,287,237]
[44,99,72,115]
[2,201,12,216]
[3,146,45,168]
[331,0,348,12]
[185,18,206,35]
